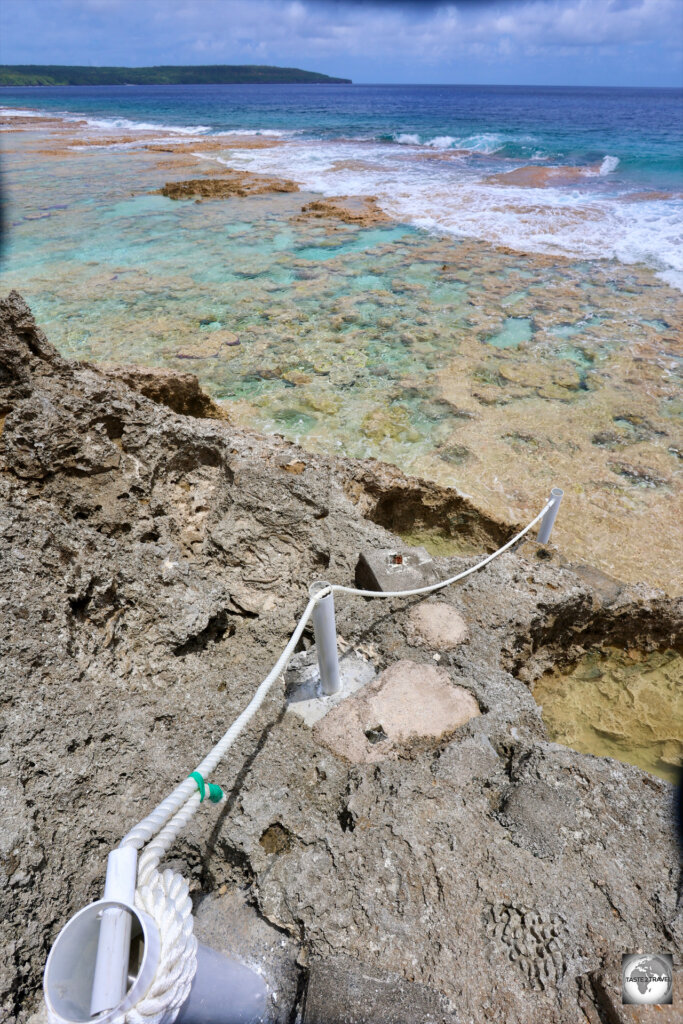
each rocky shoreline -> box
[2,109,682,594]
[1,291,681,1022]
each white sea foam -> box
[221,136,683,291]
[394,133,421,145]
[81,116,212,135]
[426,135,458,150]
[0,107,46,117]
[1,105,215,135]
[1,104,296,140]
[598,155,620,175]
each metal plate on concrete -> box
[355,546,441,593]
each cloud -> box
[0,0,681,85]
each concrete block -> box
[355,546,441,593]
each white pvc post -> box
[309,580,341,695]
[45,901,266,1024]
[537,487,564,545]
[89,846,138,1016]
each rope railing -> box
[44,488,563,1024]
[122,492,558,858]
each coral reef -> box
[160,174,299,200]
[297,195,391,227]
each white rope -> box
[123,499,552,857]
[120,595,319,852]
[127,866,197,1024]
[103,500,553,1024]
[331,499,552,599]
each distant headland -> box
[0,64,352,86]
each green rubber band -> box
[189,771,206,803]
[207,783,224,804]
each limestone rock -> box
[1,291,681,1024]
[302,955,448,1023]
[175,330,240,360]
[97,362,229,419]
[297,195,390,227]
[313,660,480,762]
[407,600,469,649]
[160,173,299,200]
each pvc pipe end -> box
[44,900,160,1024]
[309,579,332,599]
[550,487,564,499]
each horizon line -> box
[1,81,681,90]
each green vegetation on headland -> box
[0,64,351,86]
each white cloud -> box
[149,0,682,62]
[0,0,681,83]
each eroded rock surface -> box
[160,173,299,199]
[297,195,391,227]
[97,363,229,419]
[0,292,681,1023]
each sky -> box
[1,0,682,88]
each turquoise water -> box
[487,318,533,349]
[0,92,681,591]
[2,84,682,285]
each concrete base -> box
[355,546,440,593]
[285,649,376,727]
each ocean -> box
[2,83,682,285]
[0,83,681,592]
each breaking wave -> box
[221,135,683,291]
[3,101,679,290]
[81,116,212,134]
[598,154,620,175]
[391,131,506,153]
